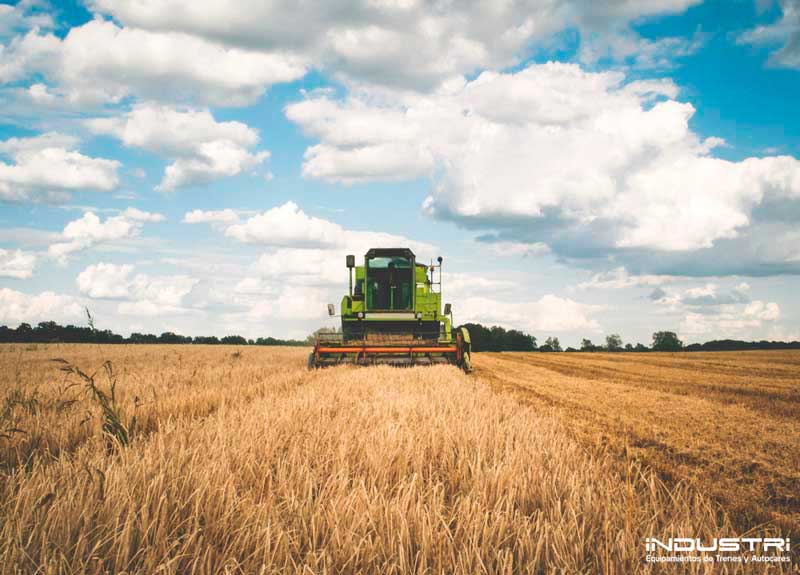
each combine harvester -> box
[309,248,472,371]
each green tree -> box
[605,334,623,352]
[542,336,562,352]
[580,338,595,351]
[652,331,683,352]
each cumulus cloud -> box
[249,248,345,287]
[480,241,550,258]
[287,62,800,273]
[648,281,780,341]
[77,261,199,316]
[744,299,781,321]
[286,98,434,183]
[225,201,345,248]
[76,262,134,298]
[48,208,164,261]
[183,209,240,224]
[680,299,781,340]
[0,248,36,279]
[578,18,704,69]
[0,287,82,325]
[0,132,120,202]
[87,103,269,191]
[0,18,306,106]
[83,0,701,92]
[680,283,751,306]
[189,202,441,323]
[651,282,754,310]
[213,203,439,320]
[0,1,53,39]
[238,286,331,322]
[459,293,601,333]
[223,201,436,256]
[738,0,800,69]
[577,267,679,290]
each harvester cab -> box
[309,248,472,371]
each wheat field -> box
[0,344,796,574]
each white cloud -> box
[578,267,679,290]
[199,204,440,324]
[680,298,781,340]
[183,208,240,224]
[233,276,276,296]
[0,132,120,202]
[744,300,780,321]
[239,286,330,322]
[128,274,198,307]
[1,19,307,106]
[0,248,36,279]
[48,208,165,261]
[459,293,601,333]
[444,272,519,300]
[117,299,197,317]
[481,241,551,258]
[76,262,133,298]
[738,0,800,69]
[225,201,344,248]
[654,282,752,308]
[0,1,53,39]
[223,201,436,256]
[250,248,345,286]
[76,261,199,316]
[287,62,800,263]
[578,25,704,70]
[0,287,82,325]
[286,98,434,183]
[86,0,700,91]
[88,103,269,191]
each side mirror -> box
[444,303,451,315]
[327,304,336,316]
[346,254,355,268]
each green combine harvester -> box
[309,248,472,371]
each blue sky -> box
[0,0,799,346]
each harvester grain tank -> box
[309,248,472,371]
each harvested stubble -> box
[0,345,771,574]
[475,350,800,539]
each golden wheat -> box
[0,345,792,573]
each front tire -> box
[462,351,472,373]
[307,352,316,370]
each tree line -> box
[1,320,798,352]
[461,326,800,353]
[0,321,307,347]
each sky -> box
[0,0,799,347]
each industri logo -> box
[644,537,792,566]
[645,537,790,553]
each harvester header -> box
[309,248,472,371]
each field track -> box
[0,344,797,573]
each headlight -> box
[415,312,423,319]
[357,312,364,319]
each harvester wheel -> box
[462,352,472,373]
[307,352,316,370]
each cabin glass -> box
[366,255,413,310]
